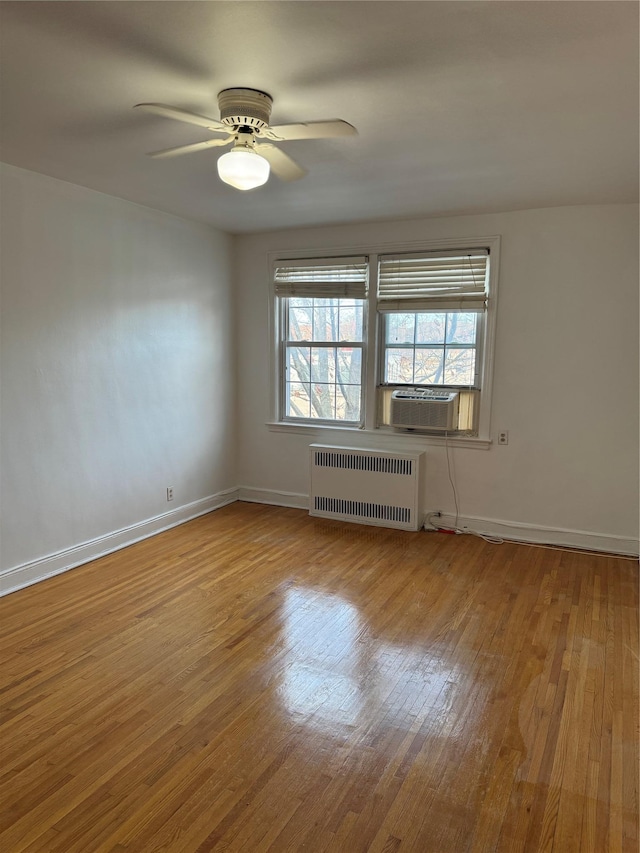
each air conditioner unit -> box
[390,389,459,431]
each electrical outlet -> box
[166,487,174,501]
[498,431,509,445]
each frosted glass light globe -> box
[217,149,270,191]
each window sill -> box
[266,422,492,450]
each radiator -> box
[309,444,425,531]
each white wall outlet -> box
[166,486,174,501]
[498,431,509,445]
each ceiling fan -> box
[134,87,357,191]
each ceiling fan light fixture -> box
[217,146,270,191]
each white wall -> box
[1,165,236,591]
[234,204,639,554]
[2,178,636,590]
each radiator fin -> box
[313,450,413,476]
[314,496,411,524]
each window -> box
[273,240,497,440]
[377,250,489,433]
[275,258,368,425]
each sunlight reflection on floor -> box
[278,588,458,735]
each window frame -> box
[269,235,500,444]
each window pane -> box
[310,347,336,383]
[444,348,475,384]
[415,349,445,384]
[338,304,363,341]
[446,312,477,344]
[386,313,415,344]
[416,313,446,344]
[287,347,311,383]
[313,300,339,342]
[336,347,361,384]
[336,385,361,421]
[311,384,336,419]
[385,348,415,383]
[287,382,310,418]
[288,305,313,341]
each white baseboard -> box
[4,488,635,598]
[428,512,639,557]
[240,488,638,557]
[238,486,308,510]
[0,488,240,597]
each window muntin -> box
[283,297,364,423]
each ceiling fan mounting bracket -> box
[217,87,273,132]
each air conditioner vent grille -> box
[314,496,411,524]
[313,450,413,475]
[390,391,459,431]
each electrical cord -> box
[480,537,637,560]
[423,516,636,560]
[444,430,461,532]
[463,528,505,544]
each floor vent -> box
[309,444,425,531]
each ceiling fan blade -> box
[148,136,234,159]
[265,120,358,141]
[254,144,307,181]
[134,103,228,132]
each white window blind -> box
[274,256,368,299]
[377,249,488,311]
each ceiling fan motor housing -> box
[218,88,273,131]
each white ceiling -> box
[1,1,637,234]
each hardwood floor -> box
[0,502,637,852]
